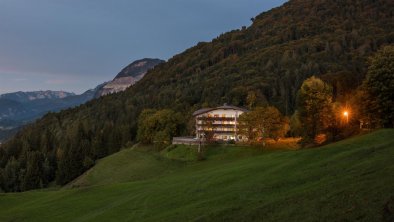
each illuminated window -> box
[222,114,226,117]
[214,114,219,118]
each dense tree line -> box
[0,0,393,192]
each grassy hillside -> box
[0,129,393,221]
[66,147,183,188]
[68,144,265,187]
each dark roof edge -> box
[192,105,249,116]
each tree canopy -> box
[239,106,287,143]
[137,109,184,149]
[362,45,394,128]
[296,76,334,140]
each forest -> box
[0,0,393,192]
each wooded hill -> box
[1,0,393,191]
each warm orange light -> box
[343,110,349,124]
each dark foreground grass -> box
[0,129,393,222]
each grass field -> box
[0,129,393,221]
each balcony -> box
[196,116,236,121]
[197,123,236,127]
[197,129,237,133]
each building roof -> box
[192,108,214,116]
[192,104,249,116]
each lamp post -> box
[198,132,205,153]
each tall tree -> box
[296,76,334,140]
[363,46,394,128]
[1,157,21,192]
[22,151,45,191]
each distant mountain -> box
[0,90,92,122]
[94,58,164,97]
[0,90,95,142]
[0,90,75,103]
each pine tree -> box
[22,151,45,191]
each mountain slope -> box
[1,0,393,190]
[0,130,393,221]
[0,99,27,119]
[66,147,184,188]
[94,58,164,97]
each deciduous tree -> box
[239,106,286,144]
[363,46,394,128]
[296,76,334,140]
[137,109,184,149]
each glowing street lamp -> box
[343,111,349,124]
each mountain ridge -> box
[94,58,164,97]
[115,58,164,78]
[0,90,75,103]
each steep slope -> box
[94,58,164,97]
[0,130,393,221]
[1,0,393,191]
[67,145,263,188]
[67,147,184,187]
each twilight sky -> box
[0,0,287,94]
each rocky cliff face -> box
[94,58,164,97]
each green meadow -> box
[0,129,393,222]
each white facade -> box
[193,105,248,141]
